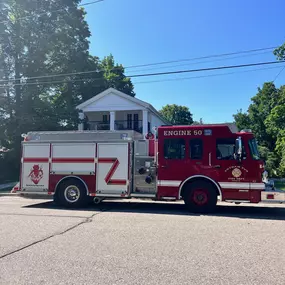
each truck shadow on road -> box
[24,200,285,221]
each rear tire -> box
[183,181,217,213]
[55,178,88,208]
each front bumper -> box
[261,190,285,204]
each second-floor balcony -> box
[77,88,169,136]
[87,120,143,133]
[115,120,142,133]
[87,121,110,131]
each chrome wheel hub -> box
[64,185,80,203]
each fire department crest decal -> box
[232,167,242,178]
[28,164,43,185]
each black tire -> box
[55,178,88,208]
[183,180,217,213]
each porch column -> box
[78,111,84,131]
[142,110,148,135]
[110,111,115,131]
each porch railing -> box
[86,120,143,133]
[87,121,110,130]
[115,120,143,133]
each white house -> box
[76,88,169,135]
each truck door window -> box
[164,138,185,159]
[248,138,260,160]
[190,139,203,159]
[216,138,246,160]
[216,138,236,160]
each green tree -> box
[0,1,136,183]
[0,0,94,138]
[0,0,100,182]
[274,43,285,60]
[265,88,285,137]
[99,54,135,97]
[159,104,193,125]
[248,82,279,150]
[232,83,282,176]
[232,42,285,177]
[233,82,280,150]
[233,109,251,131]
[264,85,285,176]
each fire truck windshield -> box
[248,138,260,160]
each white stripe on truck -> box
[157,180,264,190]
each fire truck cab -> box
[15,124,285,213]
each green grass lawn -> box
[273,181,285,191]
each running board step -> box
[131,193,156,198]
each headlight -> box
[262,170,268,181]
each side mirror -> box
[235,136,242,161]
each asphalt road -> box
[0,197,285,285]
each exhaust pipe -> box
[93,197,103,204]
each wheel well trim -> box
[178,175,222,200]
[54,176,89,196]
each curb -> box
[0,193,18,197]
[0,182,17,191]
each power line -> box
[133,65,285,85]
[0,0,104,25]
[80,0,105,7]
[0,69,102,83]
[0,66,282,112]
[0,64,284,89]
[264,64,285,105]
[273,66,285,83]
[127,60,285,79]
[126,50,273,73]
[123,47,278,69]
[0,76,102,88]
[0,47,279,84]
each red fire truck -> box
[13,124,285,213]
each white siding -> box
[82,93,143,112]
[115,111,142,121]
[78,89,167,132]
[150,113,166,131]
[85,111,109,122]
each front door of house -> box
[127,114,132,129]
[134,114,139,132]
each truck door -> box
[96,142,130,196]
[157,138,187,187]
[21,143,50,192]
[210,137,251,200]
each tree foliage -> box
[159,104,193,125]
[233,81,285,177]
[274,44,285,60]
[233,42,285,177]
[248,82,280,150]
[233,109,251,131]
[0,1,135,183]
[100,55,135,97]
[233,81,284,176]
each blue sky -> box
[83,0,285,123]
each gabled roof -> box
[76,88,169,124]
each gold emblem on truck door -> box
[232,168,242,178]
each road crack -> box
[0,208,108,260]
